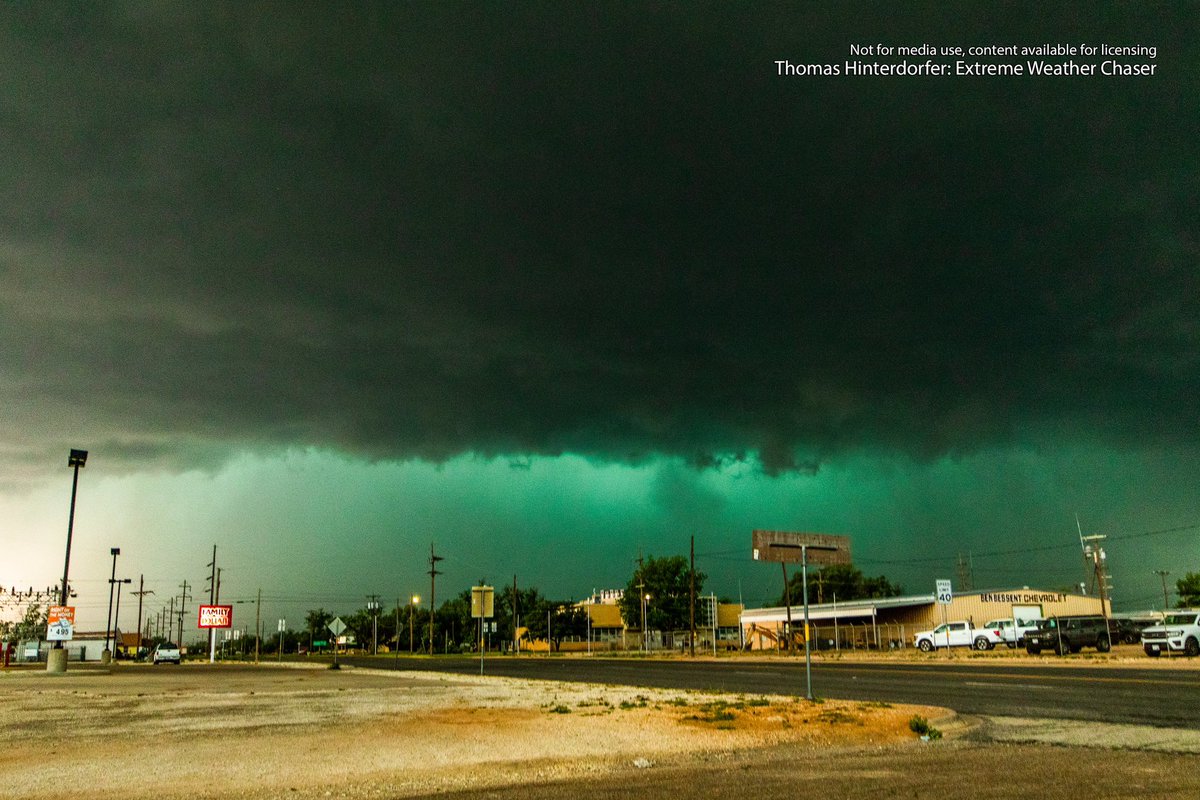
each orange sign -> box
[47,606,76,641]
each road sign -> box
[751,530,851,565]
[198,605,233,628]
[46,606,75,641]
[328,617,346,636]
[936,580,953,605]
[471,586,495,619]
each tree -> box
[304,608,333,649]
[11,603,49,642]
[547,603,588,651]
[1177,572,1200,608]
[500,584,546,645]
[619,555,705,633]
[339,603,397,653]
[777,563,903,607]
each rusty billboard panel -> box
[751,530,851,565]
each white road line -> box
[964,680,1053,690]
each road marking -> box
[831,666,1196,688]
[964,680,1053,690]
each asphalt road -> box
[342,653,1200,729]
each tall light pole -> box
[49,449,87,673]
[409,595,420,653]
[104,548,121,660]
[112,577,131,658]
[642,594,651,651]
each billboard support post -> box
[751,530,850,701]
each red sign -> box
[198,605,233,628]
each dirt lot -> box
[2,662,1198,800]
[0,663,938,799]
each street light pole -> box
[642,594,651,651]
[112,577,131,658]
[104,548,121,660]
[409,595,420,653]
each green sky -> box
[1,4,1195,632]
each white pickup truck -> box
[914,621,1002,651]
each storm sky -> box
[2,4,1196,633]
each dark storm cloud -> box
[1,4,1196,477]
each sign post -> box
[328,617,346,669]
[752,530,851,700]
[935,580,952,655]
[198,605,233,663]
[471,585,495,675]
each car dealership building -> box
[739,588,1107,650]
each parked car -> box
[1109,616,1156,645]
[913,621,999,652]
[981,617,1045,648]
[153,642,181,665]
[1141,611,1200,657]
[1024,616,1111,655]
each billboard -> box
[46,606,75,641]
[471,586,495,619]
[751,530,852,565]
[197,604,233,629]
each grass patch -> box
[685,700,742,725]
[816,709,862,725]
[548,704,571,714]
[856,701,893,710]
[908,714,942,740]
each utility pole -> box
[168,596,176,642]
[133,575,152,659]
[206,545,218,663]
[1080,532,1110,616]
[1153,570,1171,611]
[512,575,519,654]
[956,552,974,592]
[428,544,443,655]
[177,580,192,652]
[366,594,381,655]
[254,588,262,663]
[689,535,696,658]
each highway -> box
[343,653,1200,729]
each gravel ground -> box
[0,663,939,800]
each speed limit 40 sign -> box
[935,580,953,605]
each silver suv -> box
[1141,611,1200,657]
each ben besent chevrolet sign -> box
[197,605,233,628]
[980,592,1067,604]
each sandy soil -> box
[0,663,942,799]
